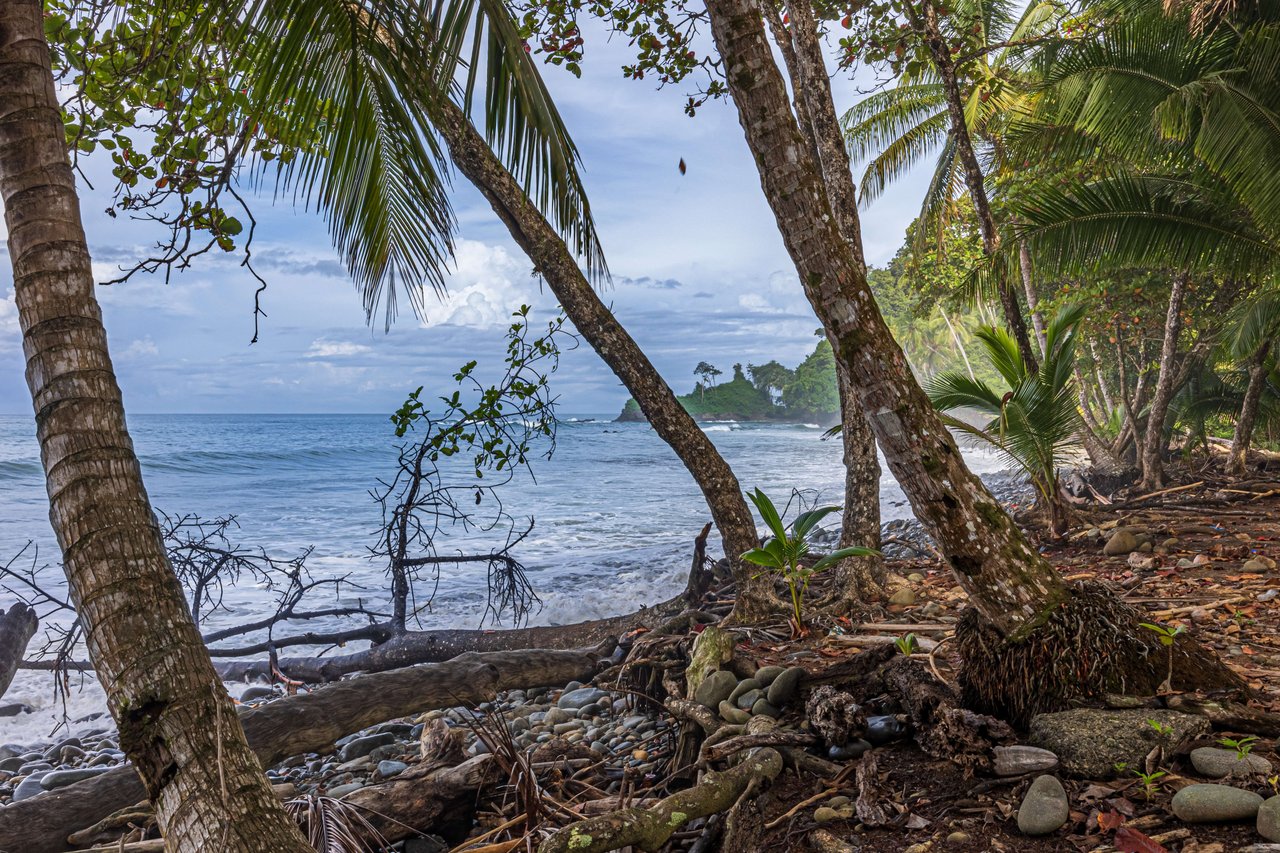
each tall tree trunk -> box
[703,0,1062,637]
[699,0,1238,720]
[0,3,313,850]
[1140,274,1189,490]
[1019,241,1046,356]
[1228,339,1272,477]
[775,0,882,600]
[428,97,773,614]
[938,306,976,381]
[1089,339,1115,412]
[915,0,1038,371]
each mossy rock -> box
[1027,708,1209,778]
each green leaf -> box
[811,546,880,572]
[740,547,783,569]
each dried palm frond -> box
[285,794,392,853]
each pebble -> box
[813,806,842,823]
[1103,529,1139,555]
[993,745,1058,777]
[888,587,917,606]
[754,666,785,686]
[339,733,395,762]
[1017,775,1069,836]
[40,767,112,790]
[327,781,365,798]
[694,670,738,708]
[719,702,751,724]
[828,740,871,760]
[727,679,760,706]
[376,760,408,778]
[557,687,607,710]
[1190,747,1271,779]
[735,689,763,711]
[945,831,970,844]
[865,716,908,745]
[751,698,781,718]
[241,685,275,702]
[544,707,574,725]
[1171,783,1263,822]
[1259,795,1280,841]
[12,773,49,802]
[766,666,805,706]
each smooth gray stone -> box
[376,760,408,778]
[326,781,365,798]
[993,745,1059,777]
[40,766,112,790]
[766,667,806,706]
[694,670,739,708]
[828,740,871,760]
[735,689,763,711]
[1017,775,1069,836]
[1172,783,1263,822]
[1258,795,1280,841]
[0,703,32,717]
[12,773,49,802]
[754,665,786,686]
[557,687,607,710]
[727,678,760,706]
[338,733,395,762]
[718,701,751,724]
[750,698,780,718]
[1190,746,1271,779]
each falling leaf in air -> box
[678,158,687,175]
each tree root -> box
[535,748,783,853]
[955,580,1245,728]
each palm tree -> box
[842,0,1062,366]
[1224,288,1280,474]
[699,0,1238,723]
[927,303,1087,534]
[1011,0,1280,283]
[0,0,313,847]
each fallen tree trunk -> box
[0,602,36,700]
[212,595,686,682]
[536,748,784,853]
[0,648,602,853]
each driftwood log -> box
[0,602,37,700]
[342,754,497,843]
[0,648,601,853]
[536,748,784,853]
[212,596,686,682]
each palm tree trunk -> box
[916,0,1038,372]
[1228,339,1271,477]
[938,306,976,381]
[1089,339,1116,412]
[428,96,773,614]
[1140,274,1189,490]
[0,2,312,849]
[1019,241,1047,356]
[703,0,1064,638]
[775,0,881,600]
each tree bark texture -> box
[0,601,36,700]
[1228,339,1271,476]
[1140,273,1189,490]
[917,0,1038,370]
[428,95,776,617]
[702,0,1066,638]
[0,648,600,853]
[0,4,312,850]
[781,0,882,600]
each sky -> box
[0,20,931,416]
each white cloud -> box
[307,339,373,358]
[120,337,159,359]
[419,240,542,329]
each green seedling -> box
[1140,622,1187,692]
[1219,735,1259,760]
[1147,719,1173,738]
[1132,768,1167,800]
[895,633,919,656]
[741,488,878,633]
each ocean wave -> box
[802,423,821,429]
[0,459,43,479]
[701,425,732,432]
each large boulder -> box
[1027,708,1209,778]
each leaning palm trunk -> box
[917,0,1038,370]
[427,96,774,613]
[1140,273,1190,490]
[0,1,313,849]
[1228,340,1272,476]
[700,0,1240,724]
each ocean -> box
[0,413,1013,742]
